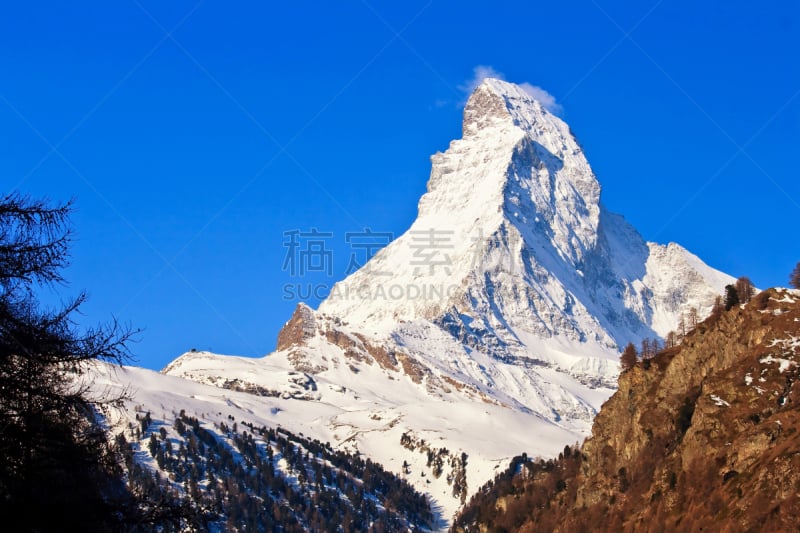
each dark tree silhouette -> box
[790,262,800,289]
[724,284,740,311]
[620,342,637,371]
[0,194,149,530]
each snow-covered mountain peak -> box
[461,78,517,135]
[153,81,736,522]
[463,78,554,135]
[447,78,600,264]
[319,79,607,330]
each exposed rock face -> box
[275,302,316,351]
[454,287,800,532]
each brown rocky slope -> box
[453,287,800,532]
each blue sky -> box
[2,1,798,370]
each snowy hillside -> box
[91,363,434,530]
[158,342,585,524]
[108,78,734,525]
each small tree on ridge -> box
[724,284,740,311]
[620,342,637,371]
[790,262,800,289]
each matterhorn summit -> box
[314,78,729,369]
[153,78,734,520]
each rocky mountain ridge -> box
[453,287,800,532]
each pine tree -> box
[710,295,724,317]
[790,262,800,289]
[677,313,686,338]
[735,276,755,304]
[665,331,678,349]
[0,194,195,530]
[650,337,661,354]
[724,284,740,311]
[641,338,651,359]
[0,194,140,529]
[620,342,637,371]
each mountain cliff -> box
[453,287,800,532]
[146,78,731,520]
